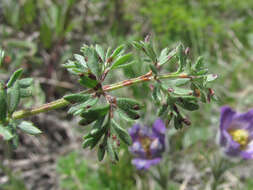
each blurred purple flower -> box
[219,106,253,159]
[129,119,166,170]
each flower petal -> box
[129,124,140,141]
[224,138,241,157]
[150,138,165,157]
[132,158,161,170]
[240,141,253,160]
[219,106,236,146]
[129,141,146,157]
[220,106,236,131]
[234,109,253,123]
[152,118,166,135]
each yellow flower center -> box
[139,137,152,157]
[229,129,249,149]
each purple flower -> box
[129,119,166,170]
[219,106,253,159]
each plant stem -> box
[12,71,193,120]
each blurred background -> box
[0,0,253,189]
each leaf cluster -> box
[0,39,217,162]
[132,39,217,129]
[0,67,40,148]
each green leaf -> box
[152,84,162,103]
[120,109,140,120]
[110,45,125,60]
[64,94,91,104]
[18,121,42,135]
[79,117,96,126]
[40,22,53,48]
[111,53,132,70]
[7,68,23,88]
[132,41,144,50]
[79,75,98,88]
[19,78,33,88]
[74,54,87,69]
[0,48,5,66]
[0,125,13,140]
[149,64,158,75]
[174,115,183,130]
[158,103,168,117]
[82,137,94,149]
[7,82,20,114]
[68,97,98,115]
[106,138,116,162]
[95,44,105,62]
[97,144,106,161]
[144,42,157,62]
[117,98,142,111]
[177,43,186,71]
[79,104,110,126]
[173,87,193,96]
[90,135,103,149]
[206,74,218,82]
[105,47,112,60]
[176,98,199,111]
[90,117,106,135]
[196,69,208,76]
[116,109,135,122]
[116,98,141,120]
[11,134,19,149]
[158,47,169,66]
[111,120,132,145]
[20,88,32,98]
[86,48,101,77]
[80,104,110,119]
[0,83,7,122]
[193,56,204,70]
